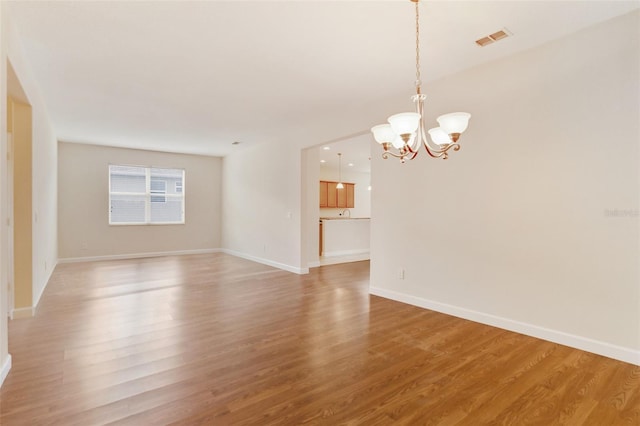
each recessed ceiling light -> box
[323,146,331,150]
[320,160,326,163]
[348,163,354,167]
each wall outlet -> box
[398,268,405,280]
[44,260,47,271]
[263,244,267,253]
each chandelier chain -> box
[415,0,421,91]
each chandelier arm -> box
[382,150,408,162]
[413,95,462,160]
[414,95,446,159]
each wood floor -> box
[1,253,638,425]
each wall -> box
[302,147,320,268]
[8,98,31,314]
[58,142,222,260]
[319,167,371,218]
[370,11,640,365]
[221,140,304,273]
[0,0,10,385]
[1,2,59,385]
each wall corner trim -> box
[221,249,309,275]
[369,286,640,366]
[0,355,12,388]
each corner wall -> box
[58,142,222,260]
[221,140,304,273]
[370,11,640,364]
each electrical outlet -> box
[398,268,405,280]
[44,261,47,271]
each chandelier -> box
[371,0,471,163]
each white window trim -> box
[109,164,185,225]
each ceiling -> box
[7,1,639,157]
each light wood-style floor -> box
[1,253,638,425]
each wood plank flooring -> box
[0,253,638,425]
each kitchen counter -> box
[321,217,370,257]
[320,217,370,221]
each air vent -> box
[475,28,512,47]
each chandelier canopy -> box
[371,0,471,163]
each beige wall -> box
[58,142,222,259]
[370,11,640,364]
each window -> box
[150,179,167,203]
[109,165,185,225]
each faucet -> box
[339,209,351,218]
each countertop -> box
[320,217,370,221]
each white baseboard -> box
[0,355,11,388]
[12,307,34,319]
[221,249,309,275]
[322,249,369,257]
[58,248,222,264]
[369,287,640,366]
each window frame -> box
[108,164,186,226]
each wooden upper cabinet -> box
[319,181,355,208]
[337,184,347,207]
[327,182,338,208]
[345,183,354,208]
[319,181,328,207]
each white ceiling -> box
[8,0,639,157]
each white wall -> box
[370,11,640,365]
[58,142,222,259]
[1,3,59,383]
[302,147,320,268]
[0,0,10,385]
[319,167,371,218]
[221,140,304,273]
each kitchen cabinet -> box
[319,181,354,208]
[319,181,328,207]
[327,182,338,208]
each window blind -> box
[109,165,185,225]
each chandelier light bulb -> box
[388,112,421,136]
[371,124,396,144]
[427,127,451,146]
[437,112,471,135]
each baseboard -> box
[322,249,369,257]
[12,307,34,319]
[58,248,222,264]
[221,249,309,275]
[0,354,11,388]
[369,287,640,366]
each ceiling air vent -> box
[475,28,512,47]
